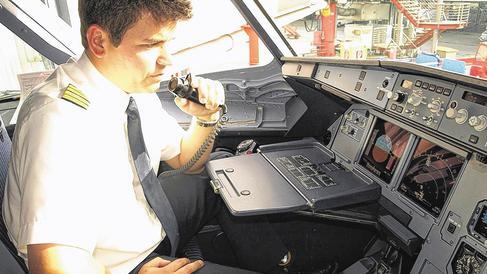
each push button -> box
[355,82,362,91]
[469,135,479,144]
[324,70,330,79]
[359,71,367,80]
[377,90,385,100]
[447,223,456,234]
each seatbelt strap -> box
[126,96,179,256]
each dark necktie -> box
[126,96,179,256]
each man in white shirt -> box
[3,0,290,273]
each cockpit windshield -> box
[255,0,487,81]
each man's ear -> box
[86,25,109,58]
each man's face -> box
[102,14,176,93]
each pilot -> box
[2,0,291,273]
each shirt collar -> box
[75,52,130,113]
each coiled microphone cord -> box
[159,105,228,178]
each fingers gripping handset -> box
[168,74,226,112]
[168,74,202,106]
[160,74,228,178]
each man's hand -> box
[138,257,204,274]
[174,76,225,121]
[165,76,225,171]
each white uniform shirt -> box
[2,53,185,273]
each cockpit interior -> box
[1,0,487,273]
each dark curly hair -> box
[79,0,192,48]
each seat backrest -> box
[0,116,28,273]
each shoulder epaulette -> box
[61,84,90,110]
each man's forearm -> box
[28,244,109,274]
[178,115,218,172]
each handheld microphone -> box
[168,74,203,106]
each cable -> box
[159,105,228,178]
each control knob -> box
[386,91,406,103]
[236,139,257,155]
[427,100,443,114]
[446,108,468,124]
[340,124,357,136]
[407,92,424,107]
[445,108,457,119]
[468,115,487,131]
[422,116,433,123]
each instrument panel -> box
[284,59,487,155]
[314,63,397,109]
[282,57,487,273]
[386,75,456,130]
[440,85,487,154]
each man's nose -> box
[156,46,172,66]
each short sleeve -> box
[135,94,185,162]
[13,100,100,253]
[157,108,185,160]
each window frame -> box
[1,0,82,61]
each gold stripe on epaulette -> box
[61,84,89,110]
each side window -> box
[38,0,71,25]
[0,0,81,120]
[4,0,275,83]
[0,23,55,124]
[53,0,72,26]
[8,0,83,56]
[0,24,55,92]
[167,1,275,77]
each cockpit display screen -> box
[398,138,465,217]
[474,206,487,239]
[463,91,487,107]
[359,118,411,184]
